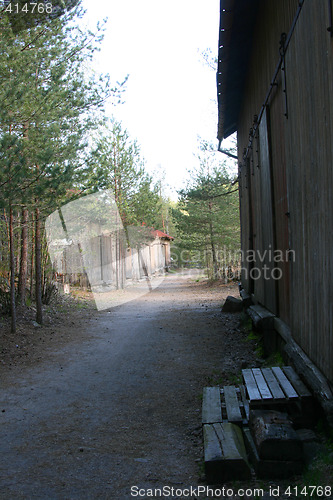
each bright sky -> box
[80,0,221,196]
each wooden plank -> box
[242,369,261,402]
[284,340,333,400]
[213,423,251,479]
[258,108,277,314]
[203,423,251,482]
[271,366,298,399]
[213,423,244,459]
[240,385,250,421]
[261,368,285,400]
[282,366,311,398]
[202,387,222,424]
[223,386,242,424]
[203,424,223,462]
[252,368,273,400]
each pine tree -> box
[87,120,161,229]
[172,157,240,279]
[0,4,124,324]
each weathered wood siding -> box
[258,108,277,314]
[237,0,333,382]
[54,234,170,289]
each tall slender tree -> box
[87,120,161,228]
[0,4,125,323]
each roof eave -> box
[217,0,260,141]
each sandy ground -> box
[0,272,270,499]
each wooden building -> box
[52,227,174,291]
[217,0,333,414]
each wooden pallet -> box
[242,366,312,410]
[202,385,249,426]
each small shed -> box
[51,225,174,290]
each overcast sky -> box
[80,0,221,195]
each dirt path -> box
[0,272,258,499]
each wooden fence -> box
[53,232,170,291]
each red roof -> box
[152,229,174,240]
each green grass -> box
[75,302,89,310]
[239,311,253,331]
[255,344,264,358]
[205,369,244,387]
[206,369,225,386]
[300,441,333,499]
[229,373,243,385]
[245,330,260,342]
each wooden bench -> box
[242,366,312,406]
[242,366,314,426]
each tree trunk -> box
[35,206,43,324]
[208,200,219,280]
[41,229,50,297]
[209,225,218,280]
[16,213,20,272]
[30,211,35,298]
[9,205,16,333]
[18,208,29,304]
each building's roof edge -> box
[217,0,259,140]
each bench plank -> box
[282,366,312,398]
[204,423,251,482]
[203,424,223,462]
[261,368,285,400]
[202,387,222,424]
[252,368,273,400]
[242,369,261,402]
[213,423,251,478]
[223,385,243,424]
[272,367,298,399]
[240,385,250,421]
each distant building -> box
[52,226,174,290]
